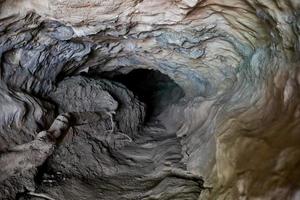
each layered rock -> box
[0,0,299,199]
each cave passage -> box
[109,69,185,121]
[1,1,300,199]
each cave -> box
[0,0,300,200]
[107,69,185,122]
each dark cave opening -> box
[106,69,185,122]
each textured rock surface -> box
[0,0,299,199]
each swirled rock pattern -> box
[0,0,299,199]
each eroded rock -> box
[0,0,299,199]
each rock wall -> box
[0,0,299,199]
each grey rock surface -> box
[0,0,299,199]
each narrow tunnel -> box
[1,1,300,199]
[99,69,185,122]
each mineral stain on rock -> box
[0,0,300,200]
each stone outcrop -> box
[0,0,299,199]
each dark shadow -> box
[109,69,185,122]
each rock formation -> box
[0,0,299,199]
